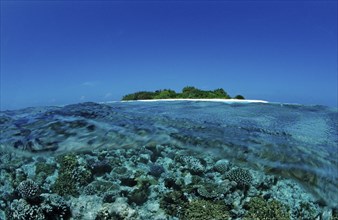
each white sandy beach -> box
[122,98,268,103]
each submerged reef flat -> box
[0,145,333,220]
[0,101,337,219]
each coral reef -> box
[6,199,45,220]
[243,196,290,220]
[226,168,253,187]
[214,159,230,174]
[16,179,40,200]
[90,159,112,176]
[160,190,188,217]
[148,163,165,177]
[293,201,319,220]
[181,199,230,220]
[41,194,71,219]
[195,181,230,199]
[6,194,71,220]
[35,162,56,176]
[0,141,334,220]
[51,154,92,196]
[177,155,205,174]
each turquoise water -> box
[0,101,337,219]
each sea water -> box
[0,101,337,219]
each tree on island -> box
[122,86,245,100]
[154,89,177,99]
[233,95,245,100]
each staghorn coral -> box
[52,153,92,196]
[243,196,290,220]
[181,199,230,220]
[52,154,78,196]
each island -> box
[122,86,245,101]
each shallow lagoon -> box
[0,101,337,219]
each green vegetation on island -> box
[122,86,245,100]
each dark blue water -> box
[1,101,337,207]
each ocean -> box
[0,101,337,219]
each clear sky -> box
[1,0,337,110]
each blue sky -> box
[1,0,337,110]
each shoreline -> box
[121,98,269,103]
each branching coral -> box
[181,199,230,220]
[52,153,92,196]
[244,196,290,220]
